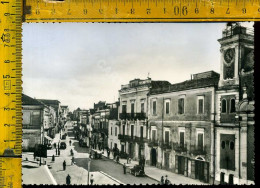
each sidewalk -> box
[96,149,207,185]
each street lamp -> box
[87,158,91,185]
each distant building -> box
[61,105,69,120]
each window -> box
[111,127,113,135]
[197,133,204,150]
[197,96,204,114]
[131,125,134,138]
[122,104,127,114]
[180,132,185,147]
[152,101,157,115]
[178,98,184,114]
[141,103,145,113]
[123,125,125,135]
[152,130,156,141]
[230,99,236,113]
[140,127,143,138]
[115,127,117,136]
[165,101,170,114]
[131,103,135,114]
[165,131,170,143]
[221,99,227,113]
[32,111,41,126]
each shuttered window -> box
[198,99,204,114]
[141,103,145,113]
[180,132,184,147]
[197,133,204,150]
[122,105,127,114]
[221,99,227,113]
[165,131,170,143]
[153,101,156,115]
[165,102,170,114]
[230,99,236,113]
[131,103,135,114]
[152,130,156,141]
[178,98,184,114]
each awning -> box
[44,135,53,141]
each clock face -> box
[224,48,235,64]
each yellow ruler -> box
[23,0,260,22]
[0,0,22,187]
[0,0,258,188]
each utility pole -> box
[161,97,164,169]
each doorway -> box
[151,148,157,166]
[164,152,170,170]
[195,160,205,181]
[177,156,185,175]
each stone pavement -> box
[96,149,207,185]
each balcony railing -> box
[173,143,187,153]
[148,139,159,147]
[119,113,146,120]
[23,125,41,129]
[134,136,148,143]
[161,141,173,150]
[190,145,207,156]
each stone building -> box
[214,23,254,185]
[22,94,47,151]
[118,78,171,161]
[148,71,219,183]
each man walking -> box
[160,176,165,185]
[107,149,110,159]
[63,160,66,171]
[90,174,94,185]
[71,156,75,165]
[123,163,126,174]
[69,140,72,146]
[66,174,71,185]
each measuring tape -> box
[0,0,258,187]
[0,0,22,187]
[23,0,260,22]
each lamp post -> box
[87,158,91,185]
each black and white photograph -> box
[21,22,255,185]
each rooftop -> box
[150,71,219,95]
[37,99,60,105]
[22,94,44,106]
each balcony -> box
[118,134,132,142]
[190,145,207,156]
[161,141,173,150]
[134,136,148,143]
[173,143,187,153]
[119,113,146,120]
[148,139,159,147]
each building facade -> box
[118,78,171,161]
[147,71,219,183]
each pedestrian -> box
[56,148,58,155]
[107,149,110,159]
[70,149,73,156]
[116,155,120,163]
[123,163,126,174]
[66,174,71,185]
[90,174,94,185]
[52,154,55,162]
[160,176,165,185]
[71,156,74,165]
[165,175,171,185]
[33,152,36,160]
[54,143,56,149]
[58,150,60,156]
[63,160,66,171]
[69,140,72,146]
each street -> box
[23,121,158,185]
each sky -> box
[22,22,254,111]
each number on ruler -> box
[83,9,87,15]
[242,8,246,14]
[195,8,199,14]
[210,8,214,14]
[130,8,135,14]
[36,9,40,15]
[226,8,230,14]
[67,9,71,15]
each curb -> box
[44,165,57,185]
[99,171,126,185]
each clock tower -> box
[218,23,254,89]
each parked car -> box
[60,142,67,149]
[62,134,67,140]
[130,165,145,177]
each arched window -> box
[221,99,227,113]
[230,99,236,113]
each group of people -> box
[66,174,94,185]
[161,175,171,185]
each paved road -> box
[75,157,158,185]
